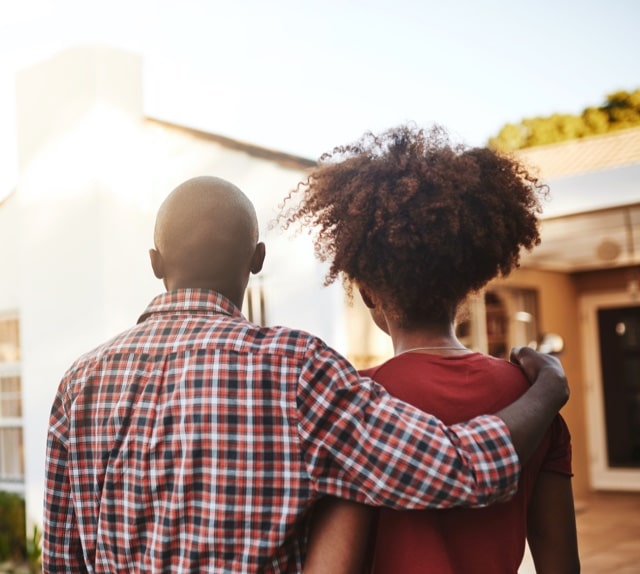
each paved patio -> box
[520,491,640,573]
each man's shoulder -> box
[59,315,333,390]
[61,323,143,377]
[240,323,327,359]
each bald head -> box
[150,176,265,305]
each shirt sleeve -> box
[43,385,87,573]
[296,341,521,510]
[540,414,573,476]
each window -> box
[0,426,24,480]
[0,376,21,417]
[0,317,20,362]
[0,314,23,484]
[456,287,539,359]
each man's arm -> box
[297,343,569,510]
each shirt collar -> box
[137,289,244,324]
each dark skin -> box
[149,175,266,306]
[150,176,571,571]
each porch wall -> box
[492,268,590,500]
[572,265,640,293]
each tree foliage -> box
[489,89,640,152]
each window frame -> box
[0,312,24,488]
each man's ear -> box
[250,242,266,274]
[149,248,165,279]
[358,286,376,309]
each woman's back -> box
[361,351,571,574]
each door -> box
[581,292,640,490]
[597,306,640,468]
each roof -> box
[520,202,640,272]
[510,128,640,220]
[145,118,317,171]
[516,126,640,179]
[514,128,640,272]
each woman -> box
[282,125,580,573]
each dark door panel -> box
[598,306,640,468]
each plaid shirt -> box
[44,289,520,573]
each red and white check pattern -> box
[44,289,520,573]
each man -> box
[43,176,569,573]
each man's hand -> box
[510,346,570,408]
[495,347,570,464]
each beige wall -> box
[493,268,590,500]
[572,265,640,294]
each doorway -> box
[581,292,640,490]
[597,306,640,467]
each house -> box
[0,45,349,529]
[479,128,640,500]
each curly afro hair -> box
[280,124,547,326]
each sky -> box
[0,0,639,159]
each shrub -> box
[0,491,26,562]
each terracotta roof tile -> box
[515,127,640,179]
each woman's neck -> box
[387,322,471,356]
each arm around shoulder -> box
[496,347,570,464]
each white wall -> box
[0,70,18,203]
[0,195,21,310]
[6,45,349,530]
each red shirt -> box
[361,352,572,574]
[43,289,521,573]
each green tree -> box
[487,123,528,152]
[489,88,640,152]
[582,107,609,134]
